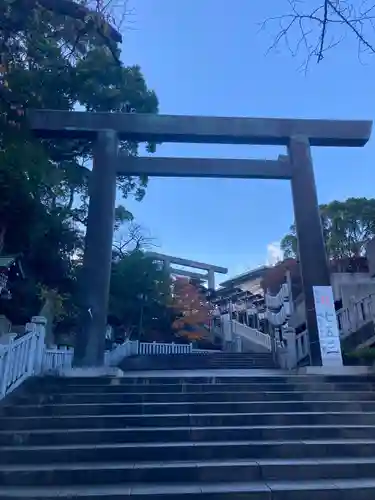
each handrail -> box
[43,340,218,371]
[43,346,74,372]
[231,320,271,350]
[337,293,375,338]
[105,340,139,365]
[0,317,46,399]
[276,327,310,369]
[138,341,192,356]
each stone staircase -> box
[1,374,375,498]
[120,352,277,371]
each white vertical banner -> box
[313,286,343,366]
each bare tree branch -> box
[318,0,329,62]
[113,222,156,258]
[261,0,375,68]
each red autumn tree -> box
[171,277,213,341]
[261,259,302,300]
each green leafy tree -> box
[0,0,158,328]
[108,250,173,339]
[0,0,158,235]
[281,197,375,260]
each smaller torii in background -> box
[146,252,227,290]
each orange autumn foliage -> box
[171,277,213,341]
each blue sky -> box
[122,0,374,282]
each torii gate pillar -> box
[74,131,118,367]
[288,137,329,366]
[207,270,215,290]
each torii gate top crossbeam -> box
[28,110,372,147]
[147,252,227,275]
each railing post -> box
[31,316,47,374]
[25,322,38,376]
[283,327,298,369]
[1,335,16,398]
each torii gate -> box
[28,110,372,367]
[146,252,227,289]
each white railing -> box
[234,334,243,353]
[0,316,226,400]
[295,329,310,362]
[44,346,74,372]
[232,320,272,351]
[43,341,221,371]
[277,327,310,369]
[137,342,220,356]
[0,316,46,399]
[217,314,272,352]
[43,339,140,373]
[38,340,200,374]
[337,294,375,338]
[139,341,192,355]
[105,340,139,366]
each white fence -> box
[139,341,192,356]
[232,320,272,351]
[105,339,139,365]
[276,328,310,369]
[279,293,375,369]
[337,294,375,338]
[138,342,218,356]
[0,321,221,401]
[44,346,74,372]
[295,330,310,362]
[43,340,216,374]
[0,317,46,399]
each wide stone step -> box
[0,478,367,500]
[28,382,375,394]
[16,391,375,405]
[2,374,375,499]
[2,439,375,465]
[0,478,375,499]
[119,354,277,371]
[1,457,375,487]
[33,375,375,386]
[2,425,375,446]
[2,412,375,431]
[214,360,274,363]
[4,400,375,417]
[121,361,277,371]
[116,364,279,371]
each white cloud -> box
[266,241,283,266]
